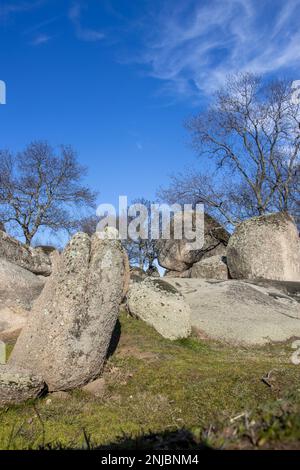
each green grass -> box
[1,311,300,450]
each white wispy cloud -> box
[24,16,61,35]
[0,1,45,20]
[68,2,104,42]
[136,0,300,99]
[30,33,52,46]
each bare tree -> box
[124,198,158,270]
[0,141,97,245]
[77,215,98,236]
[159,73,300,228]
[78,198,158,270]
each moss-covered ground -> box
[1,311,300,449]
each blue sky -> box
[1,0,300,213]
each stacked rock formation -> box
[157,212,230,279]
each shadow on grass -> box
[95,429,212,451]
[106,319,122,359]
[41,429,212,450]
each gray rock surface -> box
[164,256,228,280]
[127,278,191,340]
[0,365,45,406]
[157,213,229,272]
[34,245,57,256]
[164,269,191,278]
[130,267,147,282]
[227,212,300,281]
[9,232,127,391]
[0,305,28,342]
[190,255,228,280]
[245,279,300,303]
[165,278,300,346]
[122,250,130,298]
[0,230,52,276]
[146,266,160,277]
[0,259,45,310]
[0,259,45,341]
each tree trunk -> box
[24,231,32,246]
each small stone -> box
[82,378,106,397]
[0,365,45,406]
[50,391,70,400]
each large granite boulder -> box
[0,259,46,341]
[0,259,45,310]
[156,213,229,272]
[0,230,52,276]
[127,278,191,340]
[227,212,300,281]
[8,232,128,392]
[164,278,300,346]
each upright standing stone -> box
[9,232,127,391]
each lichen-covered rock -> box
[227,212,300,281]
[0,365,45,406]
[190,255,228,280]
[156,213,229,272]
[0,230,52,276]
[9,232,128,391]
[127,278,191,340]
